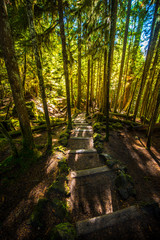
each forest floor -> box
[0,110,160,239]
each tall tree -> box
[58,0,72,129]
[0,0,35,151]
[26,0,52,148]
[105,0,118,141]
[77,9,82,109]
[147,73,160,149]
[133,0,160,121]
[86,58,90,116]
[114,0,132,112]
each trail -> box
[67,113,160,240]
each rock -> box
[115,171,136,200]
[50,222,76,240]
[51,199,69,220]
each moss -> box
[30,198,48,228]
[94,141,103,153]
[93,122,103,133]
[59,129,70,147]
[93,133,103,142]
[0,138,8,149]
[58,158,70,175]
[50,222,76,240]
[59,132,70,140]
[51,199,69,220]
[112,122,123,129]
[93,112,105,122]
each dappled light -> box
[0,0,160,239]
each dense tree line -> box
[0,0,160,153]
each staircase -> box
[67,114,160,240]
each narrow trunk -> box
[106,0,118,141]
[103,48,107,114]
[114,0,131,112]
[90,57,94,107]
[86,59,90,116]
[147,74,160,149]
[22,47,27,92]
[26,0,52,147]
[0,0,35,151]
[77,10,81,109]
[58,0,72,128]
[141,37,160,118]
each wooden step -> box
[76,206,140,236]
[72,129,93,132]
[68,149,97,154]
[74,123,90,126]
[70,165,111,178]
[70,137,91,140]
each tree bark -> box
[105,0,118,141]
[77,10,81,109]
[58,0,72,129]
[0,0,35,151]
[86,59,90,116]
[133,1,160,121]
[147,73,160,149]
[26,0,52,147]
[114,0,131,112]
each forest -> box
[0,0,160,239]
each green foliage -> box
[93,112,105,122]
[0,138,8,149]
[93,122,104,133]
[93,133,103,142]
[50,222,76,240]
[58,158,70,175]
[0,148,41,177]
[58,129,70,147]
[111,122,123,129]
[30,198,48,228]
[51,199,69,221]
[93,132,104,153]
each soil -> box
[0,112,160,239]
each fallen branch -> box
[0,121,65,138]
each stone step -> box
[68,149,97,154]
[70,165,111,178]
[76,206,140,237]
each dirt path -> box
[67,114,160,240]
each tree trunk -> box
[0,0,35,151]
[22,47,27,92]
[114,0,131,112]
[105,0,118,141]
[26,0,52,148]
[86,59,90,116]
[90,57,94,108]
[133,2,160,121]
[141,37,160,119]
[147,74,160,149]
[77,10,81,109]
[58,0,72,129]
